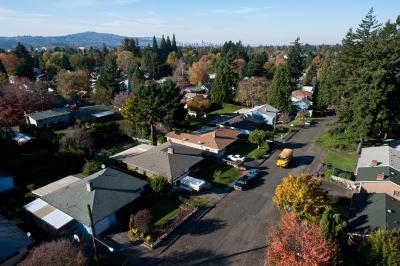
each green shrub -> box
[338,172,354,180]
[323,169,337,181]
[149,176,170,194]
[82,159,101,175]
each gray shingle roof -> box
[27,108,70,121]
[218,115,263,131]
[42,168,147,226]
[356,146,400,174]
[356,166,400,186]
[348,193,400,235]
[0,215,34,261]
[124,142,203,181]
[72,105,113,121]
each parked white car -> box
[228,154,245,162]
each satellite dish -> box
[73,234,80,243]
[101,164,106,169]
[27,232,31,237]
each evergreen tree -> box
[125,80,186,145]
[171,34,178,52]
[97,55,122,93]
[319,207,348,243]
[119,37,140,56]
[246,51,268,76]
[12,43,34,79]
[142,50,159,78]
[267,64,292,112]
[211,60,236,104]
[166,36,172,53]
[152,36,158,54]
[159,35,168,63]
[287,37,304,81]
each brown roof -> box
[166,128,241,150]
[291,90,312,99]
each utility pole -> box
[87,204,98,263]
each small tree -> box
[319,207,348,243]
[273,173,328,221]
[134,209,154,236]
[149,175,169,194]
[60,126,94,153]
[248,130,271,148]
[266,213,337,266]
[82,159,101,175]
[18,239,88,266]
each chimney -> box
[376,173,385,181]
[370,160,378,167]
[86,182,93,192]
[167,147,174,154]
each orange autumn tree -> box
[188,55,209,86]
[273,173,328,220]
[266,213,337,266]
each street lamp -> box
[73,234,114,253]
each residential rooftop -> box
[120,142,204,180]
[27,108,70,121]
[0,215,34,262]
[356,166,400,186]
[356,145,400,174]
[166,128,241,150]
[42,168,147,226]
[348,193,400,235]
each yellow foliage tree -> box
[273,173,328,220]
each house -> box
[166,128,241,157]
[0,215,34,266]
[291,89,312,102]
[347,145,400,236]
[299,85,314,94]
[25,168,147,236]
[27,108,71,128]
[112,142,204,185]
[72,105,114,123]
[292,98,313,117]
[355,146,400,200]
[110,144,154,162]
[236,104,279,125]
[218,115,263,135]
[348,193,400,236]
[0,171,15,193]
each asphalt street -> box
[154,118,339,266]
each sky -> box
[0,0,399,45]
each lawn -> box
[230,141,259,157]
[151,198,181,227]
[195,159,241,186]
[209,103,241,115]
[324,150,358,172]
[316,130,358,151]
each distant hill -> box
[0,32,155,49]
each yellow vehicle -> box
[276,148,293,167]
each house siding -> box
[360,181,400,201]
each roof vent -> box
[387,209,393,213]
[86,182,93,192]
[376,173,385,180]
[370,160,378,167]
[167,147,174,154]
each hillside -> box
[0,32,155,49]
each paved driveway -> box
[114,118,347,266]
